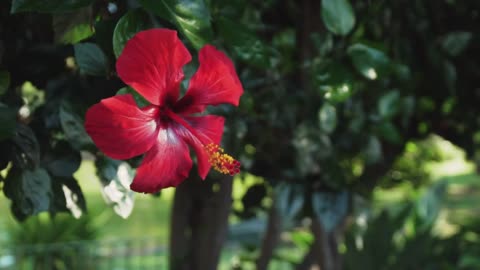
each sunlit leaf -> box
[347,43,390,80]
[321,0,355,36]
[53,7,94,44]
[96,157,135,219]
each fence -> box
[0,238,167,270]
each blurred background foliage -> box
[0,0,479,269]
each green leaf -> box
[441,31,472,57]
[139,0,213,50]
[443,60,457,93]
[43,141,81,178]
[0,142,11,171]
[312,190,348,232]
[321,0,355,36]
[95,156,135,219]
[53,7,94,44]
[73,43,109,76]
[0,103,17,141]
[217,17,274,68]
[11,0,93,13]
[347,43,390,80]
[378,90,400,119]
[116,87,150,107]
[113,9,152,58]
[275,183,304,225]
[11,124,40,169]
[59,101,93,150]
[318,103,337,134]
[3,167,52,221]
[377,122,401,144]
[0,70,10,96]
[416,181,447,231]
[364,136,382,164]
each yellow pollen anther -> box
[204,143,241,175]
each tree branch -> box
[256,204,281,270]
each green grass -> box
[0,159,173,244]
[74,159,173,242]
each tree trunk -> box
[256,204,281,270]
[169,175,233,270]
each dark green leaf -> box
[53,7,94,44]
[441,31,472,57]
[43,141,81,178]
[377,122,402,144]
[0,103,17,141]
[347,43,390,80]
[113,9,152,58]
[318,103,337,134]
[378,90,400,119]
[95,156,135,218]
[59,101,93,150]
[73,43,109,76]
[3,168,52,221]
[116,87,150,107]
[11,0,93,13]
[321,0,355,36]
[139,0,213,49]
[443,60,456,93]
[11,124,40,169]
[275,183,304,225]
[94,18,117,57]
[0,141,11,171]
[217,17,274,68]
[364,136,382,164]
[0,70,10,96]
[312,190,348,232]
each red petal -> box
[174,115,225,179]
[174,45,243,114]
[85,95,159,160]
[130,125,192,193]
[116,29,191,106]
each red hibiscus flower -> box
[84,29,243,193]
